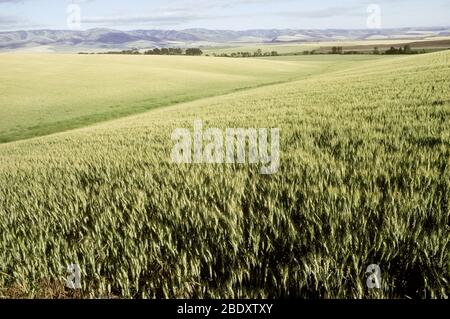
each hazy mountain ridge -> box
[1,27,449,52]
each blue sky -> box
[0,0,449,31]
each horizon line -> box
[1,25,450,33]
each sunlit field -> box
[0,51,448,298]
[0,54,348,143]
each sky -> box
[0,0,449,31]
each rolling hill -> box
[0,53,376,143]
[0,51,448,298]
[1,27,449,52]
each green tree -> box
[254,49,263,57]
[185,48,203,56]
[403,44,412,54]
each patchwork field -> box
[0,51,449,298]
[203,37,450,55]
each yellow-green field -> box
[1,54,353,143]
[0,51,449,298]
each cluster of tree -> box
[213,49,278,58]
[185,48,204,56]
[116,49,141,55]
[324,44,424,55]
[95,49,141,55]
[144,48,183,55]
[305,50,359,55]
[331,46,343,54]
[87,48,203,56]
[384,45,421,55]
[329,47,375,55]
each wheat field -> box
[1,54,344,144]
[0,51,449,298]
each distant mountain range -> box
[1,27,449,52]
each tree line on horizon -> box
[79,48,203,56]
[330,44,423,55]
[212,49,279,58]
[78,44,435,57]
[212,45,428,58]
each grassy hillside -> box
[0,51,449,298]
[0,54,351,143]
